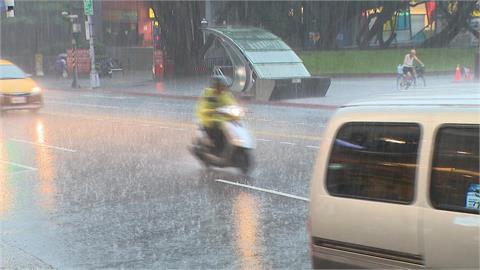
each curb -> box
[46,87,339,110]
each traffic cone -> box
[454,64,462,82]
[464,67,473,81]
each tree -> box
[217,1,305,48]
[355,1,410,49]
[146,0,478,75]
[422,0,478,47]
[149,1,204,76]
[1,0,71,71]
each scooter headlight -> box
[218,105,245,118]
[230,106,244,118]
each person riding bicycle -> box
[195,75,237,154]
[403,49,424,85]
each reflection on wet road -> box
[0,90,330,268]
[32,120,57,213]
[234,192,263,270]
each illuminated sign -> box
[149,7,156,19]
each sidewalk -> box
[290,74,479,106]
[37,72,477,109]
[38,72,208,97]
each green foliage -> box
[37,41,71,56]
[1,0,71,56]
[3,0,70,25]
[300,48,476,74]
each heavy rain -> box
[1,0,479,269]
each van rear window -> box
[326,122,420,204]
[430,125,479,214]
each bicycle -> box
[396,65,426,90]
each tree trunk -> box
[358,2,406,49]
[422,1,477,47]
[151,1,204,76]
[378,18,398,48]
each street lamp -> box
[62,11,81,88]
[200,18,208,44]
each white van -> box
[308,91,479,269]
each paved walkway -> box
[36,72,478,108]
[38,72,208,96]
[290,75,479,106]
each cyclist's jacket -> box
[195,87,237,128]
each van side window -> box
[326,122,420,204]
[430,125,479,214]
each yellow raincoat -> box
[195,87,237,128]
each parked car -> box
[309,90,479,269]
[0,59,43,114]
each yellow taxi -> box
[0,59,43,114]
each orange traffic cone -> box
[454,64,462,82]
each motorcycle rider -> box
[195,75,237,154]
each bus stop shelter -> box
[202,27,330,101]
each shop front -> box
[102,1,152,47]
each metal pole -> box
[205,0,211,26]
[475,40,480,80]
[88,15,100,88]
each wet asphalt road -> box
[0,89,333,269]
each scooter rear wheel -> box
[190,146,210,168]
[234,149,252,174]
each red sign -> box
[154,50,163,65]
[67,49,91,75]
[153,50,164,79]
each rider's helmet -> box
[210,75,229,91]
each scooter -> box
[97,57,114,78]
[190,105,255,174]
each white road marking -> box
[7,169,37,176]
[82,94,134,100]
[47,101,120,109]
[256,138,272,142]
[306,145,320,149]
[0,160,37,171]
[215,179,309,202]
[279,142,296,146]
[9,138,77,153]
